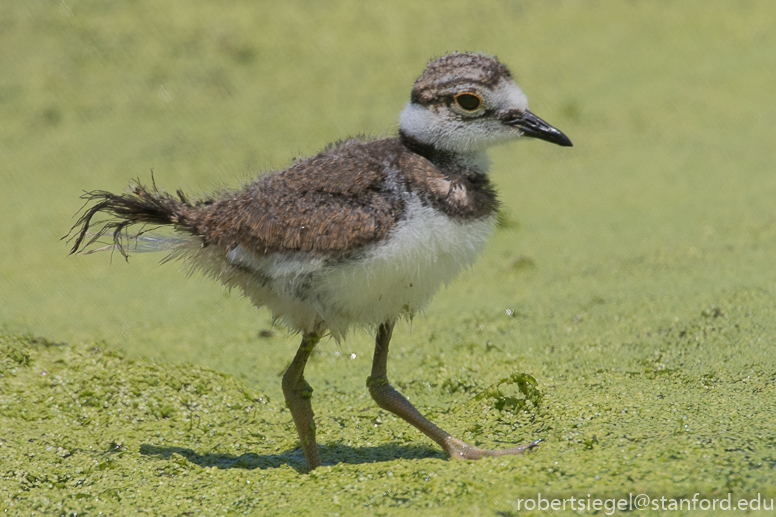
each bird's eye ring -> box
[453,92,483,112]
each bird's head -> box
[399,52,572,154]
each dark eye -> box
[454,92,482,111]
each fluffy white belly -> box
[211,197,493,337]
[317,201,493,331]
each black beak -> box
[504,109,573,147]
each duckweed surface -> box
[2,294,776,516]
[2,0,776,515]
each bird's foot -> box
[444,436,541,460]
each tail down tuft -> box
[65,177,194,258]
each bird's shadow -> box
[138,443,445,474]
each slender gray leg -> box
[367,320,538,460]
[281,332,322,470]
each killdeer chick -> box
[68,52,572,470]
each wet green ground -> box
[1,0,775,515]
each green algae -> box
[2,292,776,515]
[2,0,776,515]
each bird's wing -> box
[192,138,404,255]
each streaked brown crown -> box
[410,52,513,106]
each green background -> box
[1,0,775,515]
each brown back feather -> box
[67,137,498,259]
[188,138,403,255]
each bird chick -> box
[68,52,572,470]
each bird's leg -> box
[282,332,322,470]
[367,321,539,460]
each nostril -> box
[501,110,527,126]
